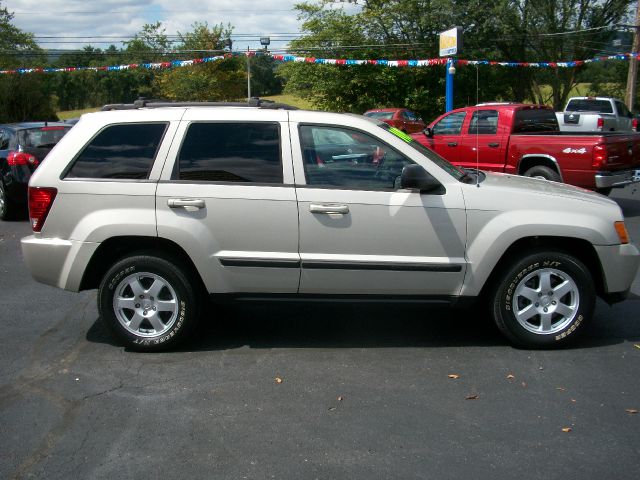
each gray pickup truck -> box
[556,97,635,132]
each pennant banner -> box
[1,51,638,75]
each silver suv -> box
[21,100,640,351]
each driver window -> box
[433,112,466,135]
[299,125,415,190]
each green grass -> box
[262,94,315,110]
[57,107,101,120]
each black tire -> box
[596,187,612,196]
[98,255,200,351]
[491,250,595,349]
[523,165,561,182]
[0,182,14,221]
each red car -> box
[363,108,426,134]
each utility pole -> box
[247,47,251,100]
[625,0,640,111]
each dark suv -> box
[0,122,71,220]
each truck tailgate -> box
[602,134,640,170]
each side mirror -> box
[401,164,442,193]
[423,127,434,138]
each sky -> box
[4,0,361,57]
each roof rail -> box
[101,97,299,111]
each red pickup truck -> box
[412,103,640,194]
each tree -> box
[492,0,633,109]
[280,0,635,118]
[156,22,245,101]
[0,2,57,121]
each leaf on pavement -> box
[337,396,343,402]
[506,374,515,380]
[634,344,640,350]
[465,394,479,400]
[626,409,638,414]
[556,387,566,391]
[448,374,460,379]
[275,377,283,384]
[561,427,572,433]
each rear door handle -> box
[168,198,205,209]
[488,142,500,148]
[309,203,350,214]
[447,142,458,147]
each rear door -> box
[156,108,300,294]
[457,109,506,171]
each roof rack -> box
[101,97,299,111]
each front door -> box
[421,111,467,164]
[291,121,467,296]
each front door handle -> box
[447,142,458,147]
[488,142,500,148]
[168,198,205,209]
[309,203,350,214]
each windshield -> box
[376,122,467,181]
[19,126,70,149]
[365,111,395,120]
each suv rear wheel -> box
[98,255,199,351]
[491,250,595,348]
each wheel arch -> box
[80,236,207,295]
[517,154,564,181]
[478,236,605,301]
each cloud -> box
[3,0,310,52]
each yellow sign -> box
[439,27,462,57]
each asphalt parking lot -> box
[1,189,639,480]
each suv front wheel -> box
[98,255,199,351]
[491,250,595,348]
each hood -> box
[476,171,617,207]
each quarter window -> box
[300,125,415,190]
[66,123,167,179]
[177,122,282,183]
[433,112,466,135]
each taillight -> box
[596,117,604,131]
[28,187,57,232]
[7,151,39,167]
[592,144,608,168]
[633,118,638,131]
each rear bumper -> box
[594,243,640,295]
[21,235,99,291]
[594,168,640,189]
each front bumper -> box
[594,242,640,295]
[594,168,640,189]
[21,235,99,291]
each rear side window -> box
[468,110,498,134]
[512,109,559,133]
[66,123,167,179]
[176,122,282,183]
